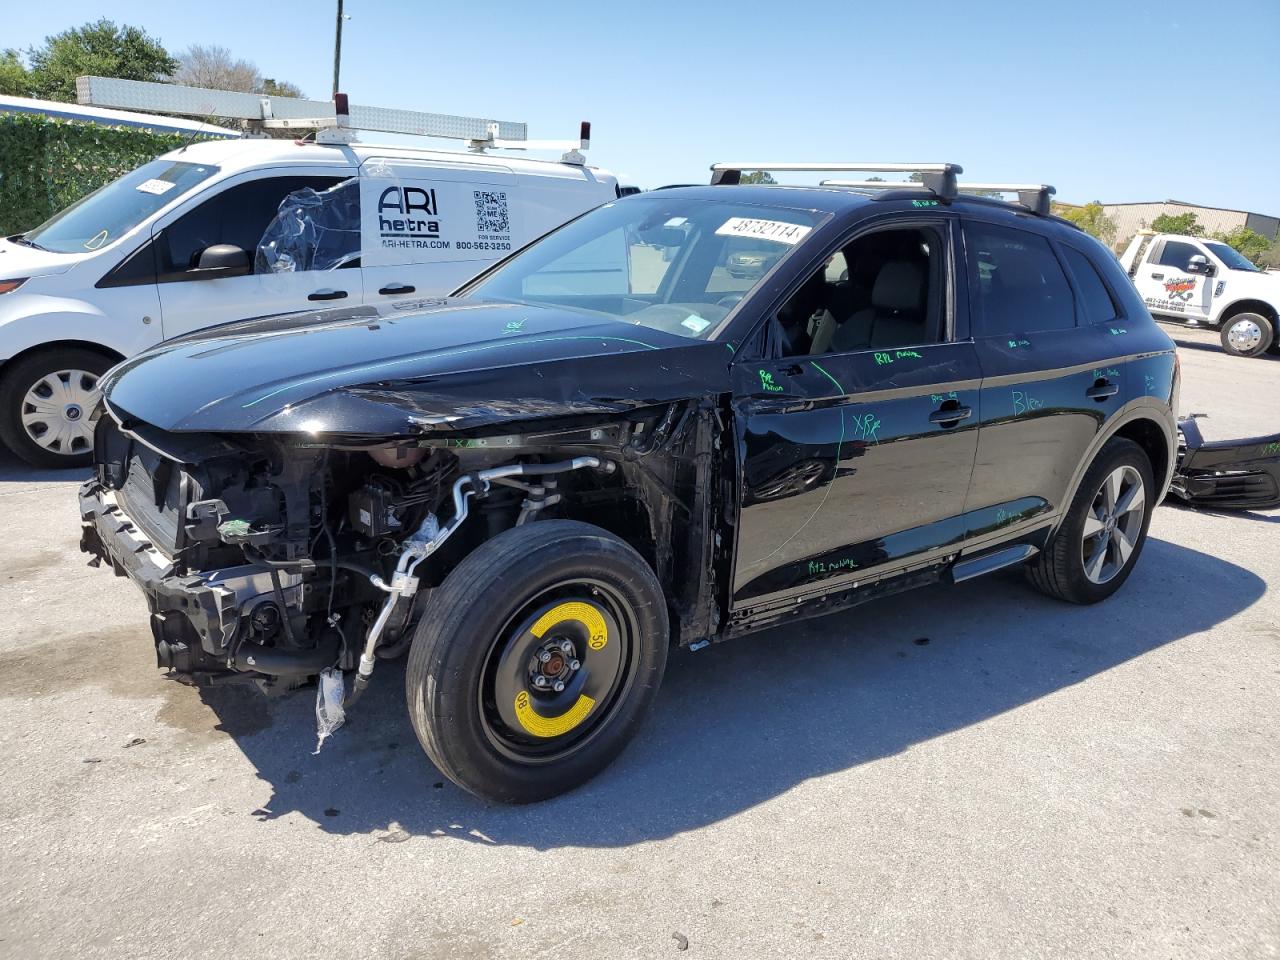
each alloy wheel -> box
[1080,464,1146,585]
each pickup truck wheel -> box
[0,347,112,469]
[1026,438,1154,605]
[405,519,669,804]
[1219,312,1273,358]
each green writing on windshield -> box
[1261,442,1280,456]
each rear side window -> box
[964,221,1076,336]
[1155,240,1200,270]
[1060,245,1120,324]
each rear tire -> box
[405,519,669,804]
[1027,438,1155,605]
[0,347,113,469]
[1218,312,1274,358]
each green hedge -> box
[0,112,198,235]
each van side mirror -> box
[192,244,251,278]
[1187,254,1216,277]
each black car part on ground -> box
[1170,417,1280,511]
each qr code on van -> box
[474,190,510,236]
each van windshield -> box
[23,159,219,254]
[465,196,825,340]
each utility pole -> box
[332,0,344,97]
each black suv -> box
[81,163,1185,803]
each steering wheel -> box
[716,293,746,310]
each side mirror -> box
[192,244,251,278]
[1187,254,1215,277]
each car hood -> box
[0,237,88,278]
[102,298,730,435]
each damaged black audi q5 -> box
[81,164,1280,803]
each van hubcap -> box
[1226,318,1263,352]
[20,369,100,455]
[1081,465,1145,584]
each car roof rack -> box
[710,161,963,199]
[820,177,1056,217]
[75,75,591,164]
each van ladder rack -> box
[710,162,962,200]
[75,76,590,163]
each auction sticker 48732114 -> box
[715,217,812,245]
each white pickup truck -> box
[1119,231,1280,358]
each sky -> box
[7,0,1280,213]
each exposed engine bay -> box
[79,399,727,702]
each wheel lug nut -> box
[538,651,552,663]
[553,680,565,692]
[533,675,548,688]
[569,659,581,671]
[560,640,573,654]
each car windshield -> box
[1204,241,1260,273]
[23,158,219,254]
[465,196,826,339]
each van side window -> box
[1156,240,1200,271]
[1060,245,1121,324]
[774,227,946,357]
[159,176,346,277]
[964,221,1075,336]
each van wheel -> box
[0,347,113,469]
[1219,312,1273,358]
[1027,438,1155,605]
[405,520,669,804]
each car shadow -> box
[194,536,1261,849]
[0,447,90,484]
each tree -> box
[1259,236,1280,271]
[1150,211,1204,237]
[0,49,32,96]
[260,78,304,99]
[1060,201,1118,245]
[174,44,259,91]
[26,20,177,102]
[740,170,776,185]
[1211,226,1271,265]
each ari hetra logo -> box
[377,186,441,237]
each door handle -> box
[1086,381,1119,400]
[378,283,416,296]
[929,404,972,425]
[1151,272,1165,280]
[308,289,348,302]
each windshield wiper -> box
[9,234,49,252]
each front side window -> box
[23,159,219,254]
[964,221,1075,336]
[159,176,346,276]
[1061,244,1120,324]
[773,226,947,357]
[466,197,825,340]
[1156,240,1201,270]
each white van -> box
[0,137,618,466]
